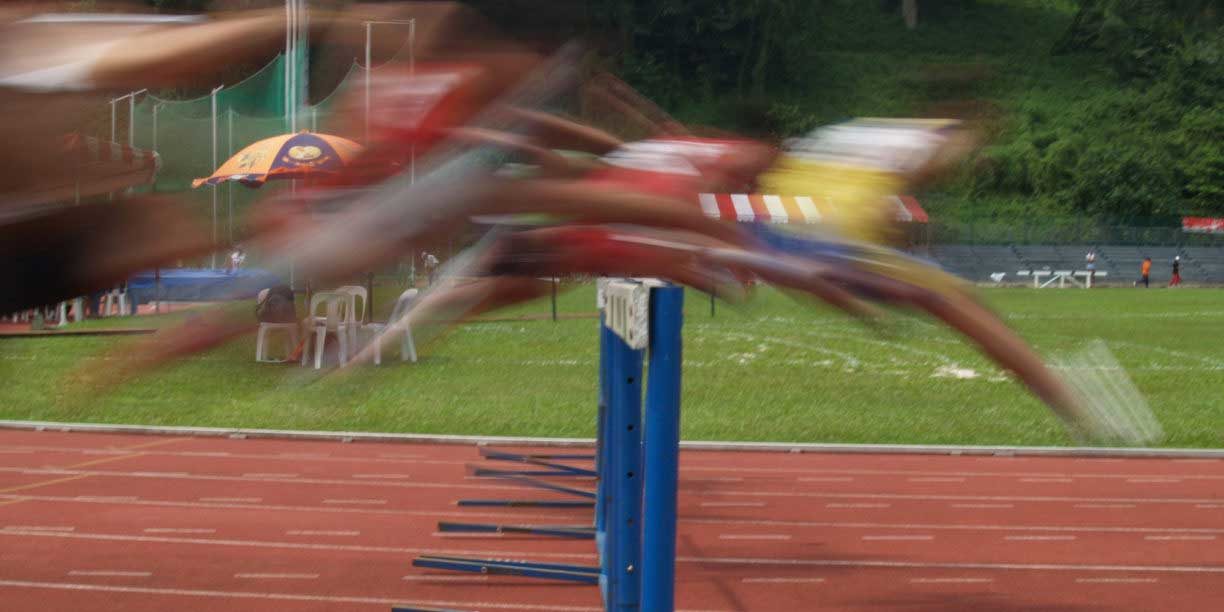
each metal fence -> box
[927,220,1224,247]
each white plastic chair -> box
[102,287,129,316]
[254,289,300,363]
[360,288,419,365]
[335,285,369,348]
[300,292,351,369]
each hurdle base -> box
[413,556,599,584]
[437,521,595,539]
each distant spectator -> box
[1085,249,1097,286]
[422,251,440,286]
[228,248,246,274]
[1135,257,1151,288]
[1169,256,1182,287]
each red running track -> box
[1,428,1222,611]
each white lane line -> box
[700,502,766,508]
[1127,478,1182,483]
[1076,577,1158,583]
[1195,504,1222,509]
[0,579,602,611]
[798,477,854,483]
[234,573,319,579]
[74,496,137,502]
[1004,535,1077,541]
[321,499,387,505]
[352,474,413,480]
[950,503,1014,509]
[1144,535,1217,541]
[907,477,965,483]
[278,453,329,459]
[688,477,744,483]
[144,528,216,534]
[67,571,152,577]
[2,526,74,531]
[285,530,359,536]
[719,534,792,541]
[862,535,934,541]
[0,449,33,454]
[910,577,993,584]
[742,577,825,584]
[199,497,262,503]
[1020,478,1073,483]
[826,503,890,509]
[130,472,189,478]
[1074,503,1137,509]
[242,473,298,478]
[431,532,504,539]
[402,575,491,583]
[5,528,1224,578]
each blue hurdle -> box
[408,279,685,612]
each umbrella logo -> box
[288,145,323,162]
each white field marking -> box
[862,535,934,541]
[685,515,1224,536]
[742,577,825,584]
[1004,535,1077,541]
[673,555,1224,575]
[907,477,965,483]
[1108,340,1224,369]
[1126,478,1182,483]
[285,530,359,536]
[179,451,230,457]
[1195,504,1222,509]
[910,577,993,584]
[402,575,491,583]
[1076,577,1159,584]
[242,473,298,478]
[687,477,743,483]
[825,503,891,509]
[2,525,74,531]
[798,477,854,482]
[719,534,792,541]
[321,499,387,505]
[700,502,766,508]
[234,573,318,580]
[792,327,958,366]
[0,580,607,612]
[199,497,262,503]
[431,532,504,539]
[1020,478,1073,483]
[678,465,1224,482]
[715,489,1224,506]
[351,474,413,479]
[74,496,137,502]
[1144,535,1217,541]
[1074,503,1137,509]
[0,466,530,494]
[129,472,189,478]
[0,493,579,525]
[143,528,216,534]
[0,449,32,454]
[950,503,1014,509]
[67,571,152,577]
[721,331,861,368]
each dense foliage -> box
[144,0,1223,223]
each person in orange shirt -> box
[1136,257,1152,288]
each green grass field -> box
[2,285,1221,448]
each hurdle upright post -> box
[641,285,684,610]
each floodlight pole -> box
[210,85,224,269]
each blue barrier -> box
[410,280,685,612]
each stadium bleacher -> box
[929,245,1224,285]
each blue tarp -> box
[127,268,284,309]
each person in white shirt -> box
[1085,249,1096,287]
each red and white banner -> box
[1182,217,1224,234]
[698,194,929,224]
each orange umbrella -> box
[192,130,363,188]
